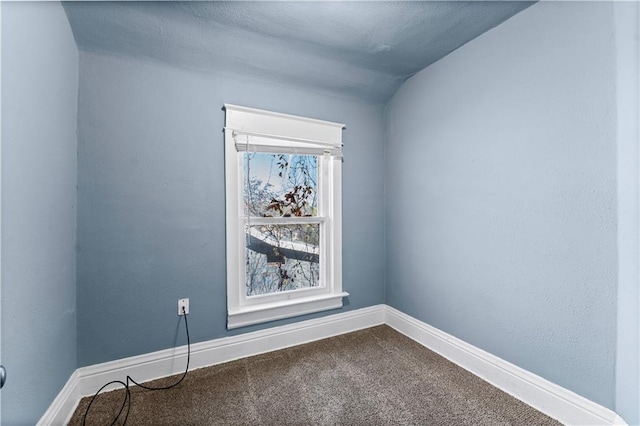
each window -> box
[224,104,348,329]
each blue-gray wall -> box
[3,1,637,423]
[76,52,386,366]
[1,2,79,424]
[386,1,619,412]
[614,2,640,423]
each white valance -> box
[224,104,344,157]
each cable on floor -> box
[82,308,190,426]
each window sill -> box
[227,292,349,329]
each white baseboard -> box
[384,305,627,426]
[37,371,80,426]
[38,304,626,425]
[37,305,385,425]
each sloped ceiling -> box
[63,1,533,103]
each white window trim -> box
[224,104,348,329]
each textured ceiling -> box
[63,1,533,103]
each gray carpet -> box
[70,325,560,425]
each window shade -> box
[231,131,342,156]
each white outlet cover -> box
[178,298,189,315]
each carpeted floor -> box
[70,325,560,425]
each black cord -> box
[82,310,190,426]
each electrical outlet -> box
[178,298,189,316]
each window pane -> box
[246,224,320,296]
[243,153,318,217]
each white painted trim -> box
[224,104,345,330]
[38,304,626,426]
[228,292,349,329]
[37,305,385,425]
[223,104,345,145]
[36,371,79,426]
[383,306,627,426]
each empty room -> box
[2,1,639,425]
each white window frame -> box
[224,104,348,329]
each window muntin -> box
[224,104,347,329]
